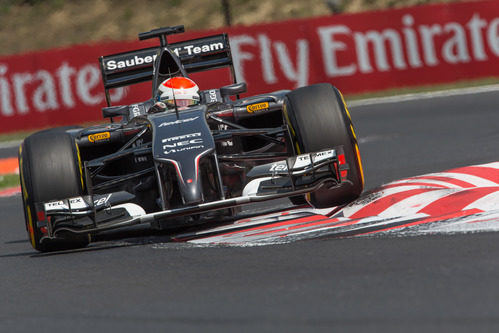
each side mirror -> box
[102,105,129,119]
[220,82,247,99]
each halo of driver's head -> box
[157,77,200,108]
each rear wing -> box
[99,33,237,106]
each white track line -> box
[0,140,21,150]
[348,84,499,107]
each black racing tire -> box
[284,83,364,208]
[19,128,89,252]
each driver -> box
[149,77,200,113]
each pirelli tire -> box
[19,129,89,252]
[284,83,364,208]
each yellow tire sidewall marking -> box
[355,143,365,187]
[26,204,36,248]
[75,141,84,191]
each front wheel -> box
[19,129,89,252]
[284,83,364,208]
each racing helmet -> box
[157,77,200,108]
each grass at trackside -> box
[0,174,19,191]
[0,121,104,143]
[0,130,36,144]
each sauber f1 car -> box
[19,26,364,251]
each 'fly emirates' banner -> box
[1,0,498,132]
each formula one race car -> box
[19,26,364,252]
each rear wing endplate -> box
[99,33,236,106]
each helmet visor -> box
[163,98,198,107]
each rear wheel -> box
[284,83,364,208]
[19,129,89,252]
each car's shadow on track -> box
[1,222,220,258]
[1,227,174,258]
[5,239,28,244]
[0,243,133,258]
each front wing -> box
[35,149,348,241]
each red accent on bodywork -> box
[37,210,45,222]
[338,154,347,180]
[338,154,346,165]
[213,110,234,117]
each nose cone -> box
[178,178,203,205]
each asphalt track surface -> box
[1,89,498,332]
[0,144,18,159]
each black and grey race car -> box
[18,26,364,252]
